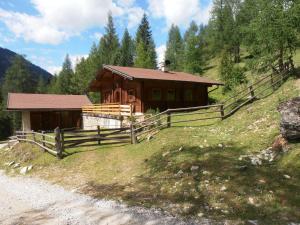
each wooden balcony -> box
[82,103,132,117]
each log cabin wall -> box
[30,111,82,131]
[141,80,208,112]
[97,70,210,113]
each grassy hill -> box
[0,56,299,224]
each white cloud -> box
[127,7,144,28]
[90,32,103,41]
[46,65,62,75]
[117,0,135,7]
[0,0,138,45]
[156,44,166,66]
[148,0,212,27]
[69,54,89,67]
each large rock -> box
[278,97,300,141]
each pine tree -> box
[56,54,74,94]
[134,14,157,69]
[1,55,36,131]
[36,76,47,93]
[165,24,184,71]
[244,0,300,73]
[71,57,89,94]
[98,12,120,65]
[119,29,134,66]
[183,22,207,74]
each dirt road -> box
[0,170,206,225]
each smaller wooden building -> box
[7,93,91,131]
[89,65,223,113]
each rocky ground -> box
[0,170,210,225]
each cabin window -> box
[104,91,111,103]
[184,89,193,101]
[152,88,162,101]
[127,89,135,102]
[166,89,176,101]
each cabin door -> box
[114,88,121,103]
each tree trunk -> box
[234,45,240,63]
[278,47,284,73]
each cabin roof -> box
[90,65,223,89]
[7,93,91,111]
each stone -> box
[20,167,28,175]
[202,170,210,175]
[8,161,15,167]
[283,174,291,179]
[248,197,255,205]
[218,143,224,148]
[272,135,289,152]
[162,151,170,157]
[278,97,300,141]
[197,212,204,217]
[27,165,33,171]
[176,170,184,177]
[220,185,227,191]
[178,146,183,152]
[251,157,262,166]
[13,163,20,168]
[190,165,199,172]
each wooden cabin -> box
[89,65,223,113]
[6,93,91,131]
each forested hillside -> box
[0,47,52,83]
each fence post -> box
[130,122,137,144]
[271,74,276,91]
[97,125,101,145]
[55,127,63,159]
[220,104,225,120]
[167,111,171,128]
[32,130,36,142]
[61,129,65,153]
[41,131,46,152]
[249,85,255,100]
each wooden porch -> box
[82,103,133,117]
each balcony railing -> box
[82,103,132,117]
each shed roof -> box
[90,65,223,88]
[7,93,91,111]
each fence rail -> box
[15,125,134,159]
[133,71,290,140]
[82,103,132,117]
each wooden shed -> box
[6,93,91,131]
[89,65,223,113]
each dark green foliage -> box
[243,0,300,73]
[56,54,74,94]
[98,12,120,65]
[1,55,36,132]
[165,25,184,71]
[183,22,207,74]
[220,51,246,92]
[134,14,157,69]
[119,29,134,67]
[0,47,52,84]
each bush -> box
[220,51,247,92]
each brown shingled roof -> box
[102,65,223,85]
[7,93,91,111]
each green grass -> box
[0,59,299,223]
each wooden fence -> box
[15,126,133,159]
[133,71,291,140]
[82,103,132,117]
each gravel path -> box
[0,170,208,225]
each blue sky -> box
[0,0,212,74]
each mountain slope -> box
[0,47,52,83]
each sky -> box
[0,0,213,74]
